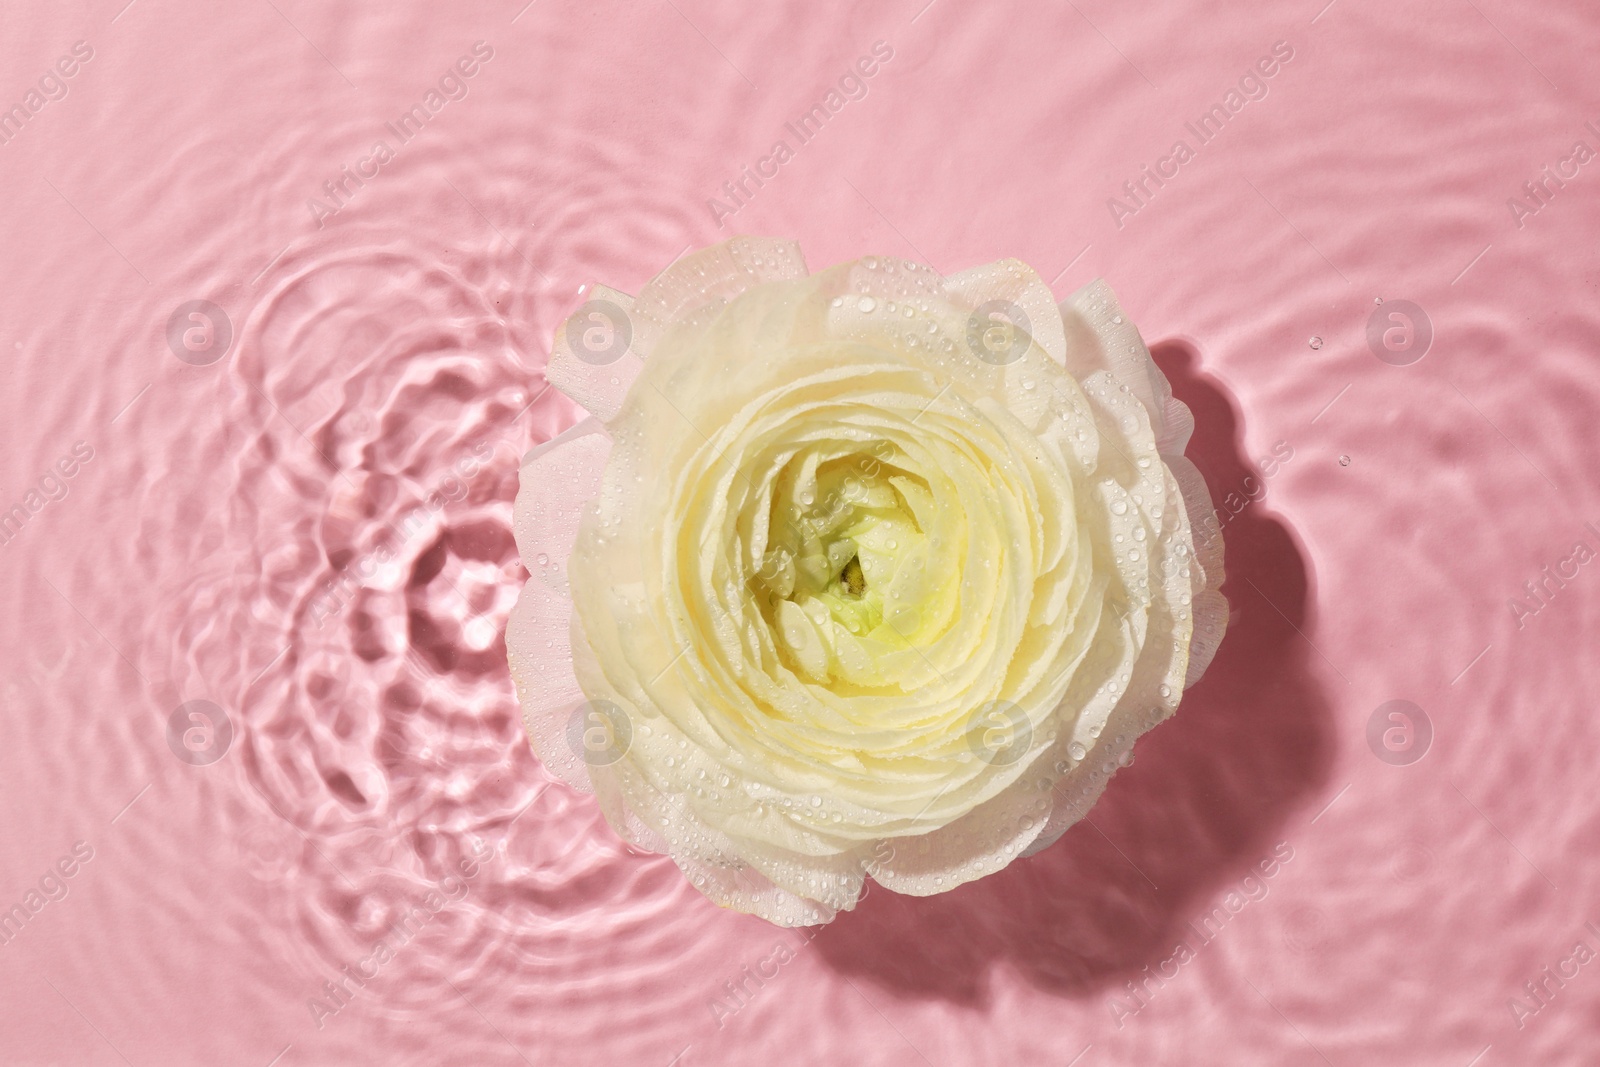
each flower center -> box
[753,443,949,686]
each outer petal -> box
[1062,279,1185,451]
[1017,282,1231,859]
[546,285,645,423]
[630,236,809,356]
[1060,278,1227,690]
[942,258,1068,365]
[512,417,612,594]
[546,239,810,425]
[508,419,613,793]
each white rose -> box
[509,237,1226,926]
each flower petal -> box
[630,237,809,356]
[1061,278,1175,445]
[546,285,645,423]
[942,257,1068,365]
[506,581,590,794]
[512,416,612,595]
[508,419,614,794]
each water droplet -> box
[536,553,549,566]
[1068,742,1087,760]
[1339,455,1351,466]
[1308,336,1324,350]
[857,296,877,313]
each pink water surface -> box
[2,0,1599,1063]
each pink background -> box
[2,0,1598,1063]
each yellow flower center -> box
[754,442,953,687]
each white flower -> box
[508,238,1226,926]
